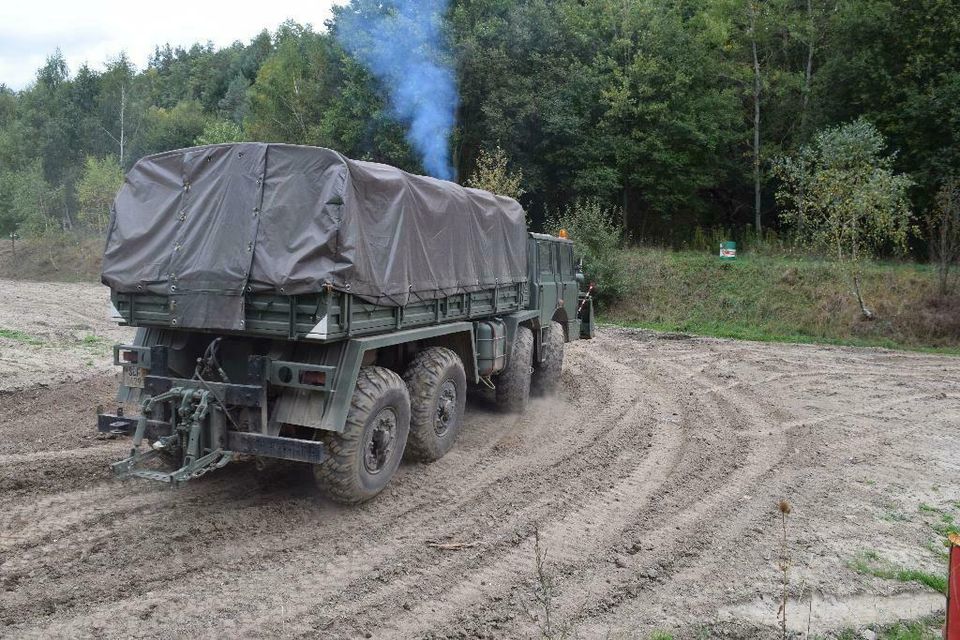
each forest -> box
[0,0,957,255]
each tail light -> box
[300,370,327,386]
[121,350,139,363]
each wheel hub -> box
[364,408,398,474]
[434,380,457,437]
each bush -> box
[774,119,914,319]
[546,199,626,303]
[466,146,525,200]
[77,155,123,233]
[194,120,246,146]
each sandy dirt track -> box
[1,280,957,639]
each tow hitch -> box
[111,387,234,485]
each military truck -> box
[98,143,594,503]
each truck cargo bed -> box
[112,282,527,342]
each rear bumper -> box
[97,412,327,465]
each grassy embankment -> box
[603,248,960,354]
[0,235,103,282]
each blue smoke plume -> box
[336,0,458,181]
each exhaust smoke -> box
[336,0,458,181]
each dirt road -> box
[1,280,957,639]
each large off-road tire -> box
[313,366,410,504]
[403,347,467,462]
[531,321,565,396]
[495,325,533,413]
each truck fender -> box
[319,322,477,433]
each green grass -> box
[833,616,944,640]
[883,511,911,523]
[850,551,947,594]
[78,334,110,353]
[930,516,959,539]
[0,327,45,346]
[603,249,960,353]
[647,632,674,640]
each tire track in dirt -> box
[553,354,797,634]
[407,339,791,638]
[423,331,933,636]
[3,324,960,639]
[4,340,650,636]
[559,338,959,638]
[270,335,771,638]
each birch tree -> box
[927,177,960,296]
[775,120,914,319]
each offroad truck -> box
[98,143,594,503]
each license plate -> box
[122,366,146,389]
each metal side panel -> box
[319,322,476,433]
[271,342,345,430]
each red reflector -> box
[121,350,139,363]
[300,370,326,386]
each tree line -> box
[0,0,957,255]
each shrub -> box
[466,145,525,200]
[194,120,246,146]
[77,155,123,234]
[774,119,914,319]
[546,199,626,303]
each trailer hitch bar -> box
[111,387,235,485]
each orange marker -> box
[947,533,960,640]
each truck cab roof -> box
[529,232,573,244]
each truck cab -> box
[528,232,595,343]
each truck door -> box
[537,240,560,314]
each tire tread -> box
[313,366,409,504]
[403,347,467,462]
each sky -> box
[0,0,343,90]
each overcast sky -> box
[0,0,343,90]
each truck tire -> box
[531,321,564,396]
[495,325,533,413]
[313,366,410,504]
[403,347,467,462]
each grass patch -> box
[850,551,947,594]
[603,248,960,353]
[79,334,109,349]
[915,501,960,538]
[883,511,911,523]
[832,615,944,640]
[0,327,45,346]
[78,334,111,354]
